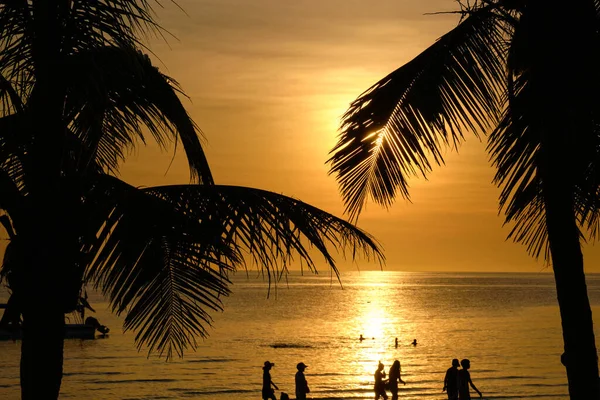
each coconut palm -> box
[328,1,600,398]
[0,1,383,399]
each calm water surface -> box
[1,271,600,399]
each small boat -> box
[0,304,109,340]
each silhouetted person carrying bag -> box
[458,359,482,399]
[262,361,278,400]
[443,359,460,400]
[388,360,406,400]
[374,361,388,400]
[295,362,310,400]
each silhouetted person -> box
[295,362,310,400]
[411,339,417,346]
[443,359,460,400]
[374,361,388,400]
[360,334,365,341]
[388,360,406,400]
[458,359,482,399]
[395,338,398,348]
[262,361,278,400]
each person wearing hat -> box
[443,359,460,400]
[295,362,310,400]
[262,361,278,400]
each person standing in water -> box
[388,360,406,400]
[374,362,388,400]
[262,361,278,400]
[295,362,310,400]
[443,359,460,400]
[458,359,482,399]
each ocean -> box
[1,271,600,399]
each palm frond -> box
[329,6,506,220]
[0,0,34,101]
[66,0,161,51]
[0,0,164,111]
[0,113,28,194]
[80,175,234,359]
[488,45,600,261]
[63,46,213,183]
[0,71,23,116]
[144,184,384,277]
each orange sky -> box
[119,0,600,273]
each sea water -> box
[1,271,600,399]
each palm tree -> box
[0,1,383,399]
[328,1,600,398]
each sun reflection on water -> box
[340,272,420,390]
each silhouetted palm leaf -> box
[0,72,23,115]
[0,1,159,100]
[63,46,213,183]
[76,177,382,358]
[77,175,235,359]
[145,185,384,275]
[489,5,600,259]
[329,6,506,220]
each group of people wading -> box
[374,360,406,400]
[262,357,482,399]
[443,359,482,400]
[374,358,482,400]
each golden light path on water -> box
[348,273,424,391]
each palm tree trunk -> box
[17,219,74,399]
[542,172,600,398]
[526,2,600,397]
[21,4,70,396]
[20,302,65,400]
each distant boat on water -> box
[0,303,109,340]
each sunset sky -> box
[120,0,600,273]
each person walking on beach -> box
[388,360,406,400]
[295,362,310,400]
[374,361,388,400]
[443,359,460,400]
[458,359,482,399]
[262,361,278,400]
